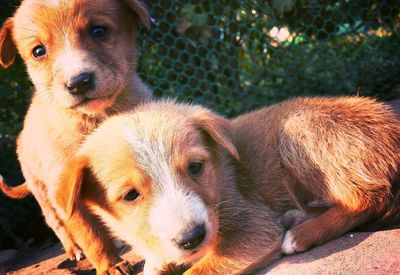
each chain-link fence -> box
[0,0,399,248]
[139,0,400,116]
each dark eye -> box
[188,162,204,178]
[91,26,107,39]
[123,189,140,202]
[32,45,46,58]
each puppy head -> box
[55,101,239,267]
[0,0,150,114]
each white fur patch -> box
[124,130,174,191]
[143,255,165,275]
[149,187,211,263]
[53,37,90,83]
[150,187,209,239]
[75,251,83,262]
[281,230,298,254]
[46,0,61,6]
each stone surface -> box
[263,228,400,275]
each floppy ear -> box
[122,0,151,29]
[55,156,88,220]
[0,18,16,68]
[195,109,240,161]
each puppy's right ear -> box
[0,19,16,68]
[194,109,240,161]
[122,0,152,29]
[55,156,88,220]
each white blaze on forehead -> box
[125,129,175,191]
[53,37,89,80]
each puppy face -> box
[0,0,150,114]
[55,102,239,267]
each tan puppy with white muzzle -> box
[55,97,400,274]
[0,0,152,273]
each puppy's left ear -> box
[122,0,151,29]
[0,18,16,69]
[55,155,88,220]
[195,109,240,161]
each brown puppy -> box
[54,97,400,274]
[0,0,152,273]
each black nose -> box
[177,223,206,250]
[66,72,95,95]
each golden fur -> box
[54,97,400,274]
[0,0,152,273]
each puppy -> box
[0,0,152,273]
[54,97,400,274]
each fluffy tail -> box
[0,175,31,199]
[359,174,400,231]
[373,180,400,229]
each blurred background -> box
[0,0,399,249]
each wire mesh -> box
[139,0,400,116]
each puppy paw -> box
[75,250,84,261]
[64,242,84,261]
[282,230,307,255]
[282,231,296,254]
[108,260,136,275]
[282,228,311,255]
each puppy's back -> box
[233,97,400,225]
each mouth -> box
[72,94,115,112]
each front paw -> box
[63,241,84,261]
[107,260,136,275]
[281,230,307,255]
